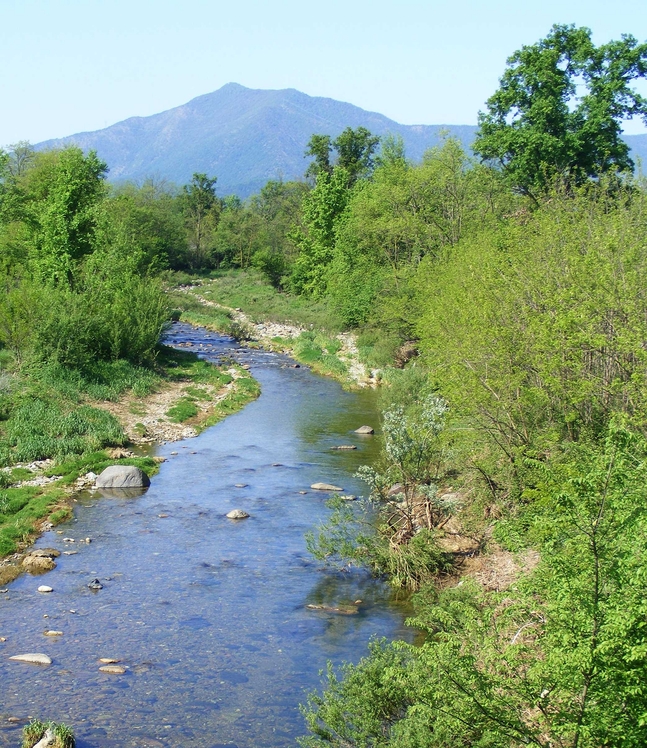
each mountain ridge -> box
[37,82,647,197]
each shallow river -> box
[0,322,414,748]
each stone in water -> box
[9,653,52,665]
[354,425,374,434]
[37,585,53,593]
[311,483,343,491]
[99,664,126,674]
[226,509,250,519]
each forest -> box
[2,23,647,747]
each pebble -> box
[170,451,178,456]
[311,483,343,491]
[7,717,21,723]
[331,445,357,450]
[354,425,375,435]
[158,513,169,518]
[234,483,248,488]
[298,491,307,495]
[9,653,52,665]
[340,495,357,501]
[272,463,283,467]
[43,630,63,637]
[37,585,53,593]
[99,657,120,664]
[63,538,75,543]
[226,509,250,520]
[99,665,126,674]
[88,578,104,590]
[0,636,6,642]
[63,551,77,555]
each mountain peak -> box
[36,87,647,197]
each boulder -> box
[22,556,56,573]
[226,509,250,519]
[96,465,150,489]
[311,483,343,491]
[9,652,52,665]
[28,548,61,558]
[354,426,374,435]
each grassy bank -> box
[0,344,260,570]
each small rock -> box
[226,509,250,520]
[85,537,92,543]
[0,589,8,593]
[9,652,52,665]
[99,664,126,674]
[7,716,20,722]
[0,636,6,642]
[340,495,357,501]
[153,456,167,463]
[272,463,283,467]
[63,537,75,542]
[234,483,248,488]
[43,630,63,636]
[311,483,343,491]
[37,585,53,593]
[354,599,363,604]
[354,425,375,434]
[63,551,77,555]
[298,491,307,495]
[88,578,104,590]
[158,513,169,518]
[99,657,120,663]
[170,451,178,456]
[331,445,357,450]
[292,364,301,368]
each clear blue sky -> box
[1,0,647,148]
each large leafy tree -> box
[474,25,647,199]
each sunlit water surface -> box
[0,322,414,748]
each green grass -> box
[182,270,343,331]
[166,397,199,423]
[0,485,66,557]
[292,331,348,379]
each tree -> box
[305,134,333,181]
[474,25,647,199]
[333,126,380,184]
[29,147,108,284]
[304,128,380,185]
[181,172,220,269]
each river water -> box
[0,322,414,748]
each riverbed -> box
[0,322,414,748]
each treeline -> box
[297,25,647,747]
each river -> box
[0,322,414,748]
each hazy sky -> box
[2,0,647,147]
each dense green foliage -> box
[474,24,647,199]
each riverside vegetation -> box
[2,22,647,747]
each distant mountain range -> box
[37,83,647,198]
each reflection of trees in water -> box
[303,570,417,642]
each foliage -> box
[474,24,647,198]
[301,424,647,747]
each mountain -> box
[36,83,477,197]
[37,83,647,197]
